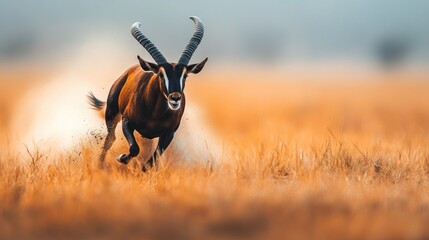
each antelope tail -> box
[87,91,105,111]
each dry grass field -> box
[1,67,429,239]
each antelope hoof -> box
[141,163,152,172]
[141,158,155,172]
[117,154,130,165]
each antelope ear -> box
[137,55,159,72]
[187,58,208,74]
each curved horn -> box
[178,16,205,66]
[131,22,167,65]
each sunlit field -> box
[1,67,429,239]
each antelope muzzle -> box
[167,92,182,111]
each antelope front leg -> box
[143,132,174,172]
[117,118,140,165]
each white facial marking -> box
[160,68,169,92]
[168,100,181,111]
[179,68,186,91]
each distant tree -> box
[241,30,286,63]
[375,36,411,69]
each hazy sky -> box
[1,0,428,66]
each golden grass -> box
[1,69,429,239]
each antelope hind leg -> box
[99,114,120,168]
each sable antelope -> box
[88,16,207,171]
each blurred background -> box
[2,2,429,239]
[1,0,429,70]
[0,0,429,152]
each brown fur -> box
[116,65,185,139]
[89,55,207,171]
